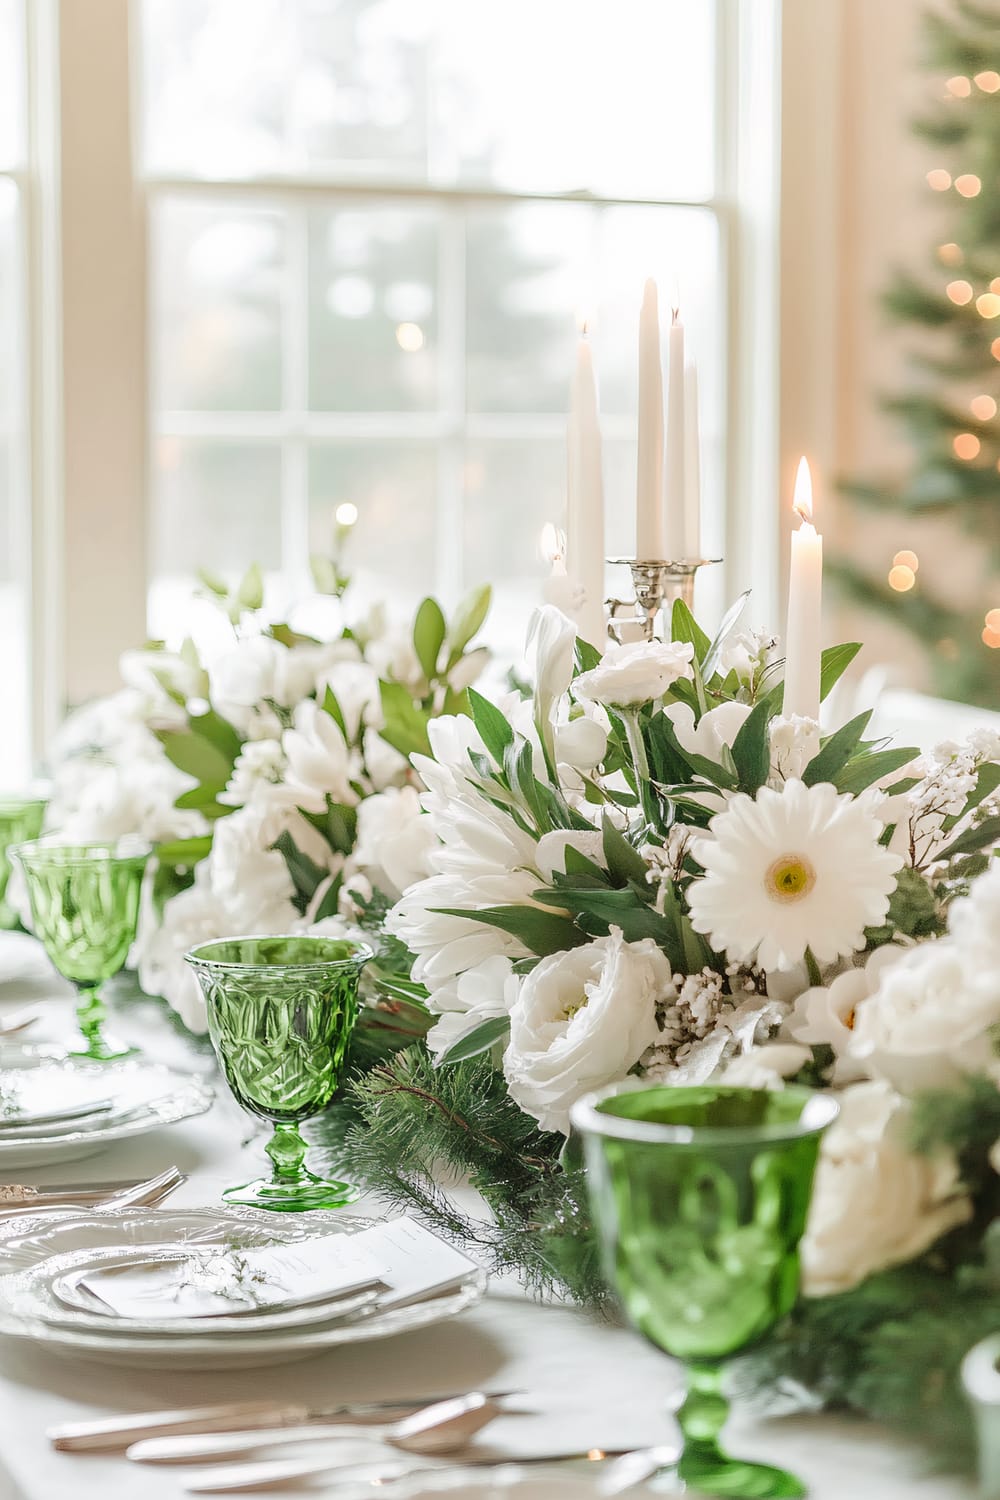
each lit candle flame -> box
[540,522,565,565]
[792,456,814,526]
[671,273,680,323]
[576,309,591,338]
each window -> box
[138,0,736,651]
[0,0,29,785]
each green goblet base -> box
[222,1170,360,1213]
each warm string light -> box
[928,168,952,190]
[335,501,359,527]
[975,70,1000,92]
[946,75,972,97]
[990,278,1000,294]
[947,279,974,304]
[395,322,424,352]
[888,564,916,592]
[976,293,1000,319]
[938,242,964,265]
[985,608,1000,630]
[893,549,919,571]
[954,432,981,460]
[956,174,982,197]
[971,394,997,420]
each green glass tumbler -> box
[10,838,149,1061]
[0,797,47,930]
[571,1084,839,1500]
[185,934,371,1212]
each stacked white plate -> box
[0,1206,487,1369]
[0,1059,213,1166]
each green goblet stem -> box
[73,984,133,1062]
[266,1122,310,1180]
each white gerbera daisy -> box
[688,779,903,972]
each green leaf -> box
[574,637,603,674]
[820,642,863,700]
[468,686,514,766]
[602,814,649,886]
[833,747,920,795]
[270,622,321,648]
[157,730,234,786]
[413,597,447,681]
[196,567,229,598]
[801,711,874,787]
[729,698,772,793]
[319,684,348,741]
[433,904,587,956]
[236,562,264,611]
[936,815,1000,862]
[533,883,681,958]
[445,584,491,667]
[379,680,432,761]
[271,830,328,916]
[310,554,340,596]
[648,713,738,791]
[670,598,711,658]
[153,834,213,868]
[701,590,751,682]
[187,707,242,764]
[441,686,473,717]
[324,802,358,857]
[437,1015,511,1065]
[313,872,344,922]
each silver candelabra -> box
[606,557,722,643]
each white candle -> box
[782,457,823,720]
[684,363,702,561]
[566,334,607,647]
[541,523,580,613]
[635,279,664,559]
[663,301,688,558]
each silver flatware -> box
[596,1444,681,1495]
[48,1390,524,1453]
[129,1393,507,1467]
[0,1006,42,1037]
[0,1165,184,1217]
[0,1099,115,1132]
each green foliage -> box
[834,0,1000,707]
[437,1015,511,1065]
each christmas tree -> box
[832,0,1000,707]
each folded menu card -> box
[77,1216,481,1322]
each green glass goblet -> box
[10,838,149,1061]
[0,797,47,930]
[185,934,372,1212]
[571,1084,839,1500]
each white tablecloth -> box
[0,942,974,1500]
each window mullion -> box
[279,200,311,593]
[436,200,466,603]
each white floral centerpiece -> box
[45,568,491,1034]
[332,596,1000,1467]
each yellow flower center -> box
[562,997,588,1021]
[764,853,816,903]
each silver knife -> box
[48,1392,524,1453]
[181,1452,636,1495]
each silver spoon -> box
[131,1394,504,1478]
[596,1443,682,1495]
[0,1006,42,1037]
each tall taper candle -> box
[663,302,688,558]
[782,457,823,720]
[683,363,702,561]
[635,279,665,559]
[566,334,607,647]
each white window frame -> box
[29,0,784,746]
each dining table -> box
[0,933,974,1500]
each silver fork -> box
[0,1165,185,1218]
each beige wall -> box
[782,0,992,690]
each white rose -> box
[354,786,437,899]
[503,928,670,1134]
[573,639,695,708]
[786,945,906,1085]
[282,699,359,812]
[850,940,1000,1094]
[135,878,228,1034]
[800,1080,971,1297]
[208,804,322,934]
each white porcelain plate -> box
[0,1062,213,1166]
[0,1206,487,1369]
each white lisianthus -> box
[800,1081,971,1297]
[134,876,227,1035]
[786,944,907,1085]
[720,1042,812,1088]
[353,786,436,899]
[282,699,359,812]
[503,928,670,1134]
[849,939,1000,1094]
[573,639,695,708]
[688,780,903,971]
[556,712,608,773]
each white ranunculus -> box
[353,786,436,899]
[282,699,359,812]
[849,939,1000,1094]
[664,700,752,763]
[573,639,695,708]
[503,928,670,1135]
[786,944,907,1085]
[800,1080,971,1297]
